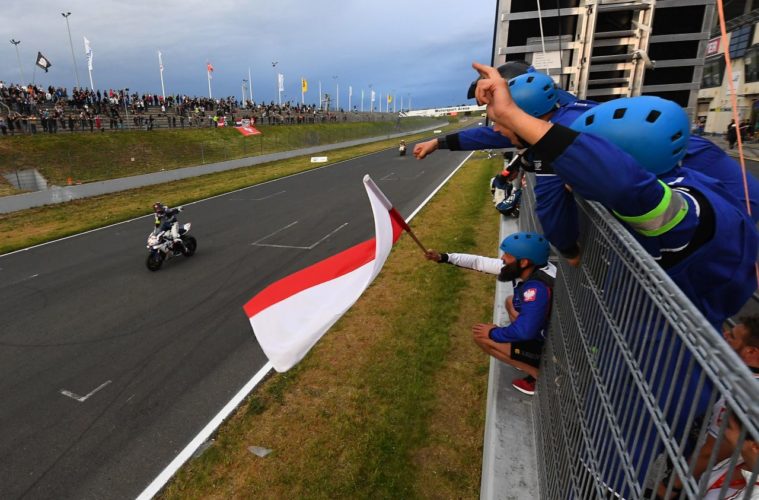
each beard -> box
[497,261,524,282]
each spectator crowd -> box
[0,80,384,136]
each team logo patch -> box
[523,288,537,302]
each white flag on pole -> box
[349,85,353,97]
[244,176,404,372]
[158,50,164,72]
[83,37,93,71]
[277,73,285,92]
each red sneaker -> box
[512,375,536,396]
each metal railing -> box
[520,174,759,499]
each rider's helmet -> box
[570,96,689,175]
[507,72,559,117]
[467,60,533,100]
[153,202,166,216]
[500,231,550,267]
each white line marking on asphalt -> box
[406,170,425,180]
[60,380,112,403]
[251,221,299,246]
[253,223,349,250]
[380,172,396,181]
[229,190,286,201]
[139,152,473,499]
[29,274,39,279]
[136,362,273,500]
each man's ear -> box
[519,258,532,269]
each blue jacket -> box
[489,271,552,344]
[531,125,759,329]
[682,135,759,223]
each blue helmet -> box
[500,232,550,266]
[570,96,689,175]
[508,72,559,117]
[467,61,535,100]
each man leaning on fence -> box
[471,60,759,495]
[424,231,554,396]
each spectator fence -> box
[519,174,759,499]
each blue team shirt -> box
[489,276,551,344]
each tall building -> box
[493,0,716,117]
[697,1,759,134]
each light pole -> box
[61,12,81,88]
[272,61,280,105]
[10,39,25,82]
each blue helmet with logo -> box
[500,231,550,266]
[570,95,689,175]
[508,72,559,117]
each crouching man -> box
[425,231,553,395]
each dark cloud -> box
[2,0,495,108]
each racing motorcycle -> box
[399,141,407,156]
[145,223,197,271]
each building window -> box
[729,24,753,59]
[746,45,759,83]
[702,57,725,88]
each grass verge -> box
[159,152,501,498]
[0,122,466,255]
[0,118,442,186]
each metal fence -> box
[520,174,759,499]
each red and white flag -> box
[243,175,406,372]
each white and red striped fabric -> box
[243,175,405,372]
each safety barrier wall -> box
[520,174,759,499]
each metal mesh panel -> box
[520,173,759,499]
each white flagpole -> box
[84,37,94,90]
[158,51,166,98]
[348,86,352,111]
[361,89,364,112]
[248,67,253,103]
[336,82,339,111]
[319,81,322,109]
[301,78,304,105]
[393,95,396,113]
[208,68,212,98]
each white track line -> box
[251,221,299,246]
[60,380,112,403]
[228,190,287,202]
[138,151,475,499]
[136,362,273,500]
[253,223,349,250]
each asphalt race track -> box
[0,146,472,499]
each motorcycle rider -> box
[399,140,407,155]
[153,202,184,250]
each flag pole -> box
[88,66,94,91]
[248,67,253,103]
[207,68,212,98]
[158,51,166,99]
[363,175,428,253]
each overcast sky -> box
[2,0,497,109]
